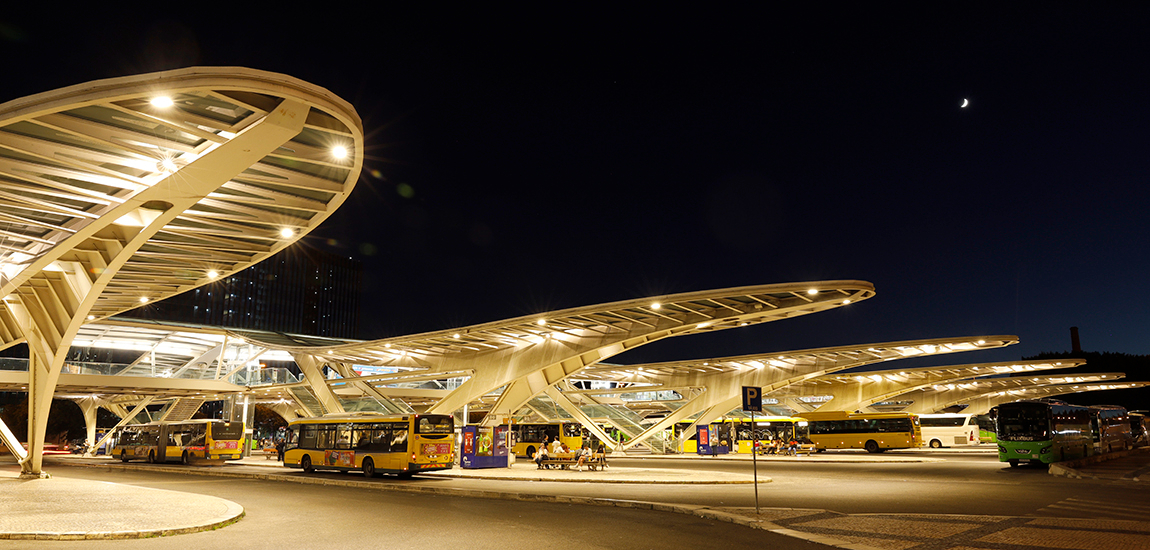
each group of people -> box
[754,437,799,456]
[534,437,604,471]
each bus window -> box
[335,424,352,450]
[390,423,408,450]
[211,422,243,441]
[416,416,452,434]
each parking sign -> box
[742,386,762,412]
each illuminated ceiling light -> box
[651,302,661,309]
[807,289,818,295]
[536,319,547,326]
[332,145,349,159]
[384,343,391,348]
[453,333,461,339]
[280,228,295,238]
[697,322,710,328]
[842,299,851,304]
[739,322,748,326]
[150,96,174,108]
[87,315,95,320]
[207,270,219,279]
[139,297,149,303]
[977,340,986,345]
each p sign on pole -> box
[743,386,762,514]
[742,386,762,412]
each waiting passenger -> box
[574,444,592,471]
[535,445,550,469]
[551,437,564,455]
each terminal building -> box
[0,68,1145,477]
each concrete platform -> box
[0,468,243,540]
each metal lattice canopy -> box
[0,67,363,344]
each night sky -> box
[3,6,1148,369]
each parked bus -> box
[509,421,584,458]
[112,420,245,464]
[974,414,997,443]
[1089,405,1132,453]
[283,412,454,477]
[1130,412,1148,448]
[671,417,805,453]
[991,399,1092,467]
[919,413,980,448]
[800,411,921,453]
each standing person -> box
[551,436,564,455]
[275,437,286,462]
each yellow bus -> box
[283,412,454,477]
[509,421,583,458]
[672,417,804,453]
[800,411,921,453]
[112,420,245,464]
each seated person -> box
[574,445,593,470]
[535,445,549,469]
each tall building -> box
[125,247,362,338]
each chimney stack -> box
[1070,326,1082,353]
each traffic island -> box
[0,470,244,540]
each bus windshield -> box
[996,405,1050,440]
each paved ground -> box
[0,469,243,540]
[2,447,1147,549]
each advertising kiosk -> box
[460,425,510,469]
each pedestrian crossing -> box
[1036,497,1150,521]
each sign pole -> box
[752,409,759,515]
[743,385,762,515]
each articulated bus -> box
[113,420,245,464]
[919,413,980,448]
[283,412,454,477]
[1089,405,1132,453]
[509,422,583,458]
[801,411,921,453]
[991,399,1092,467]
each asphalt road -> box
[0,465,828,550]
[602,452,1148,519]
[4,450,1146,549]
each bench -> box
[537,452,609,471]
[756,443,816,456]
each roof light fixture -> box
[150,96,174,108]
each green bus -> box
[992,399,1093,467]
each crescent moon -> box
[961,98,969,108]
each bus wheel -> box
[148,450,156,463]
[362,458,375,478]
[526,446,536,459]
[929,439,942,449]
[120,450,129,463]
[301,454,314,473]
[182,451,190,465]
[864,440,880,454]
[1008,459,1019,467]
